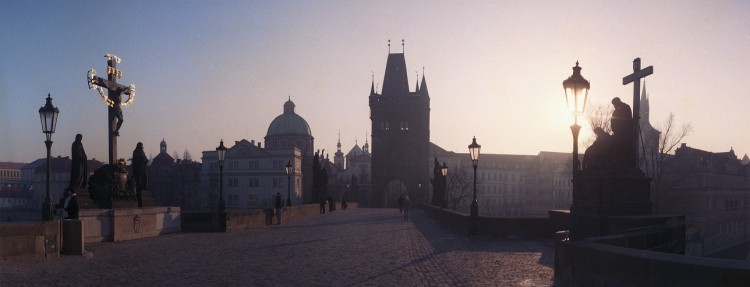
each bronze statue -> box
[68,134,88,190]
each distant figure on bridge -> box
[275,192,284,225]
[319,196,326,214]
[402,196,411,221]
[398,194,405,213]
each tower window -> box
[400,121,409,131]
[381,121,390,131]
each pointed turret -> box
[370,79,375,95]
[415,72,420,93]
[420,74,429,97]
[381,53,410,97]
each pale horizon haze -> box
[2,1,749,164]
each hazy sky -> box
[2,1,749,163]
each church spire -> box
[640,80,650,122]
[370,72,375,95]
[337,131,342,152]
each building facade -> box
[149,139,202,210]
[369,52,430,207]
[429,143,573,218]
[658,143,750,258]
[328,135,372,206]
[201,140,302,211]
[265,99,315,202]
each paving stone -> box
[0,208,555,286]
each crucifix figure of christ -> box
[622,57,653,170]
[88,54,136,165]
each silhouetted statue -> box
[111,92,124,136]
[430,158,446,206]
[583,128,613,170]
[610,97,634,169]
[68,134,88,190]
[132,142,148,207]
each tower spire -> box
[415,71,420,93]
[402,39,405,53]
[388,39,391,53]
[420,68,429,97]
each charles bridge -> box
[0,207,555,286]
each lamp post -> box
[563,61,590,240]
[418,183,422,202]
[216,140,227,212]
[39,94,59,221]
[441,162,448,208]
[285,161,292,206]
[469,137,481,217]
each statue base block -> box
[573,171,651,216]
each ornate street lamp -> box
[563,61,590,240]
[216,140,227,212]
[563,61,590,176]
[468,137,481,218]
[441,162,448,208]
[39,94,59,221]
[285,161,292,206]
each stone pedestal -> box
[574,172,652,216]
[61,219,84,255]
[571,171,652,240]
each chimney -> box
[258,142,262,148]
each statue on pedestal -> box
[69,134,88,190]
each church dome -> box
[266,100,312,137]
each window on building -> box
[381,121,390,131]
[228,178,239,188]
[248,161,259,170]
[400,121,409,131]
[248,178,259,187]
[272,178,283,188]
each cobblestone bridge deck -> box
[1,208,555,286]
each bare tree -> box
[583,103,613,148]
[646,113,692,212]
[446,164,473,211]
[183,149,192,162]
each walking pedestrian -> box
[398,194,405,213]
[402,196,411,221]
[274,192,284,225]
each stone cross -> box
[622,58,653,169]
[88,54,135,165]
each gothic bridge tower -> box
[369,51,430,207]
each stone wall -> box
[112,207,181,242]
[422,205,553,238]
[79,207,181,243]
[556,240,750,286]
[183,202,357,232]
[0,220,60,263]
